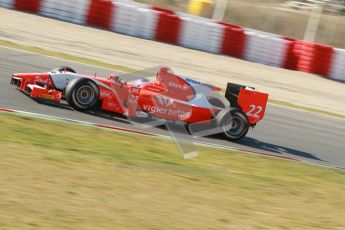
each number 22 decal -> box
[129,95,138,103]
[247,105,262,118]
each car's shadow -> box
[241,137,322,161]
[35,99,323,162]
[206,134,322,161]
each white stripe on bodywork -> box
[50,72,117,94]
[49,72,80,90]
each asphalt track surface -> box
[1,47,345,168]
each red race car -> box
[10,66,268,141]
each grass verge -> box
[0,112,344,229]
[1,39,344,120]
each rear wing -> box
[225,83,269,125]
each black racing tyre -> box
[65,78,100,111]
[217,109,249,141]
[51,66,76,73]
[207,96,226,109]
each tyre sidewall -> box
[65,78,100,111]
[217,109,249,141]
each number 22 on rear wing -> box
[225,83,269,125]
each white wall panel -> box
[40,0,90,24]
[0,0,14,8]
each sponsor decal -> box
[39,93,54,100]
[131,87,140,93]
[35,76,51,85]
[142,104,191,119]
[185,77,213,88]
[107,102,116,107]
[100,91,112,98]
[168,81,189,90]
[156,95,173,107]
[142,95,191,119]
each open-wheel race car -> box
[10,66,269,141]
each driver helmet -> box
[109,74,120,82]
[133,78,150,87]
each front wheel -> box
[65,78,100,111]
[217,110,249,141]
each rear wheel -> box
[65,78,99,111]
[217,110,249,141]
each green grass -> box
[0,112,344,229]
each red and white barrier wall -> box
[0,0,344,81]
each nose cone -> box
[12,72,48,79]
[11,72,52,86]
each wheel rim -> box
[76,85,95,105]
[222,116,245,138]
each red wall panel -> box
[15,0,42,13]
[219,24,246,58]
[155,13,181,44]
[292,41,334,76]
[87,0,114,29]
